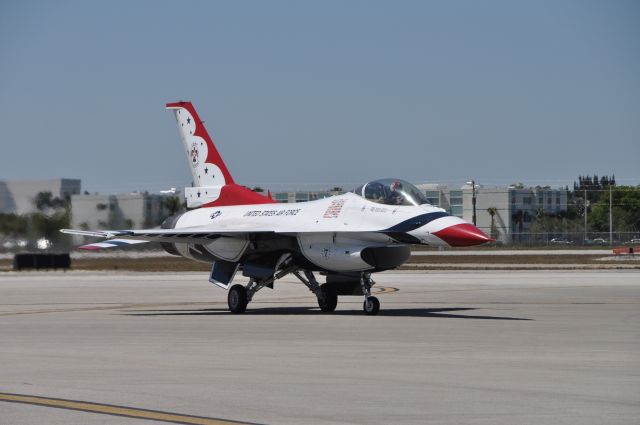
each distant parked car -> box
[550,237,574,245]
[592,238,607,245]
[1,239,28,250]
[624,238,640,245]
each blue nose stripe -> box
[382,211,449,233]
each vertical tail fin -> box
[166,101,275,208]
[166,101,234,187]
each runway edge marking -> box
[0,392,263,425]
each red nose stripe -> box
[434,223,491,247]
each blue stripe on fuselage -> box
[382,211,449,233]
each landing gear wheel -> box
[317,285,338,312]
[363,296,380,315]
[228,284,248,314]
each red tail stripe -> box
[202,184,277,207]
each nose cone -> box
[433,223,492,247]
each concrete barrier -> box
[13,253,71,270]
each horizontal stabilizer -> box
[79,239,149,250]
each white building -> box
[417,183,568,243]
[0,179,81,215]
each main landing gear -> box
[227,284,248,314]
[293,270,337,312]
[318,285,338,312]
[227,262,297,314]
[225,268,378,315]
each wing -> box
[60,222,277,250]
[61,212,398,250]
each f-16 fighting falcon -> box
[62,102,491,315]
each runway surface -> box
[412,249,613,255]
[1,270,638,425]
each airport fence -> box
[497,231,639,247]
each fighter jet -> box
[62,101,491,315]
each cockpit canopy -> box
[352,178,430,206]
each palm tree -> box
[162,196,183,216]
[487,207,499,240]
[512,210,524,242]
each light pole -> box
[609,185,613,245]
[472,180,477,227]
[466,180,477,226]
[583,189,589,243]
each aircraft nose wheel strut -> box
[361,272,380,315]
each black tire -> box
[228,284,248,314]
[318,285,338,312]
[363,296,380,315]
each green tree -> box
[30,212,70,241]
[511,210,524,241]
[33,191,68,212]
[27,191,72,248]
[33,191,54,211]
[162,195,183,216]
[0,213,29,236]
[590,186,640,233]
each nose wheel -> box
[363,296,380,315]
[360,272,380,315]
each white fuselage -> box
[167,193,465,273]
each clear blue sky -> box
[1,0,638,193]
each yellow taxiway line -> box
[374,286,399,294]
[0,392,260,425]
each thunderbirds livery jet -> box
[62,102,491,315]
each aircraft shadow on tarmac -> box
[123,307,531,320]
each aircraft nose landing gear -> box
[363,296,380,315]
[361,272,380,315]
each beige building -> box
[0,178,81,215]
[70,192,178,233]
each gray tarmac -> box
[411,249,614,255]
[0,270,639,425]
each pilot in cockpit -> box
[354,179,430,207]
[386,181,404,205]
